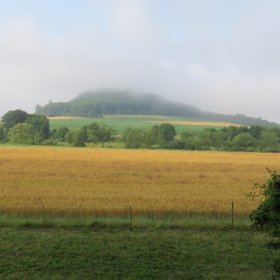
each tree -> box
[65,129,87,147]
[144,125,160,148]
[158,123,176,143]
[84,123,114,147]
[249,125,263,140]
[122,128,146,148]
[1,109,29,130]
[250,170,280,279]
[259,130,279,152]
[51,127,69,142]
[8,123,35,144]
[26,114,50,143]
[0,126,6,143]
[232,132,256,150]
[250,170,280,234]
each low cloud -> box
[1,0,280,122]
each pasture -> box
[0,224,276,280]
[0,147,278,217]
[49,114,238,133]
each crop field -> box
[49,114,237,133]
[0,147,278,217]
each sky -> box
[1,0,280,122]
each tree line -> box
[35,90,279,127]
[1,109,280,152]
[121,125,280,152]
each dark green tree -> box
[1,109,29,130]
[65,129,87,147]
[0,126,6,143]
[51,127,69,142]
[26,114,50,143]
[158,123,176,143]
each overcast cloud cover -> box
[1,0,280,122]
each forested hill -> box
[35,90,278,127]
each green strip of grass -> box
[0,213,251,230]
[0,221,276,280]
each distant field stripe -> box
[47,116,84,120]
[144,120,241,127]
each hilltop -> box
[35,90,278,127]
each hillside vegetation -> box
[35,90,278,127]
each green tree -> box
[122,128,146,148]
[144,125,160,148]
[249,125,263,140]
[232,132,256,150]
[51,127,69,142]
[259,130,279,152]
[65,129,87,147]
[0,126,6,143]
[181,132,202,150]
[250,170,280,279]
[158,123,176,143]
[8,123,35,144]
[26,114,50,143]
[1,109,29,130]
[84,123,114,147]
[197,129,226,150]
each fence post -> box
[129,206,132,226]
[231,201,234,227]
[43,204,46,226]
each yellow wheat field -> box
[0,147,279,216]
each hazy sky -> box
[1,0,280,122]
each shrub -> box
[250,169,280,278]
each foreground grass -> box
[0,215,277,280]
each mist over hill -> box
[35,90,279,127]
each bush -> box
[250,169,280,235]
[165,139,186,150]
[8,123,35,144]
[250,169,280,278]
[122,128,146,149]
[65,129,87,147]
[41,138,59,146]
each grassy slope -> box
[49,115,226,133]
[0,218,276,280]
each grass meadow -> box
[0,223,277,280]
[49,114,237,133]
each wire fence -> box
[0,201,250,226]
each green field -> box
[49,115,230,133]
[0,215,276,280]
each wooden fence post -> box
[231,201,234,226]
[43,204,46,226]
[129,206,132,226]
